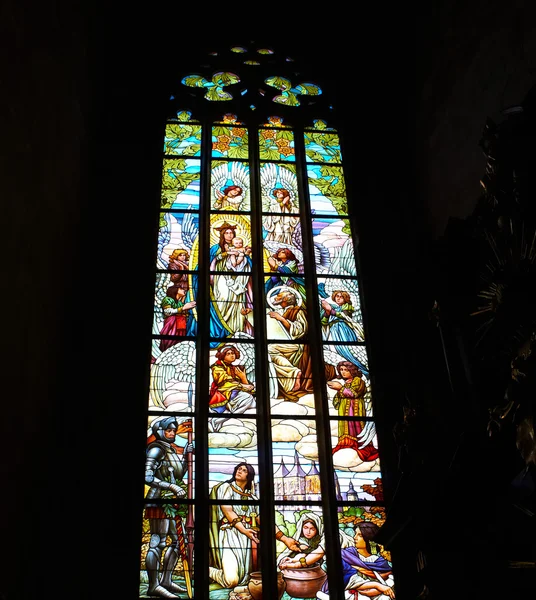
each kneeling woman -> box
[277,512,325,570]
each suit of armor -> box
[144,416,192,598]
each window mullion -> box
[248,120,278,600]
[294,125,346,600]
[194,116,213,598]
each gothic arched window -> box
[140,42,395,600]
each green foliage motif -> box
[304,131,342,164]
[313,166,347,216]
[164,124,202,156]
[212,125,249,159]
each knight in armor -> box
[144,416,193,598]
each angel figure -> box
[214,184,243,210]
[323,346,377,465]
[153,212,198,362]
[149,340,197,411]
[261,164,300,245]
[327,361,379,462]
[211,162,250,212]
[168,248,190,284]
[320,289,365,343]
[271,187,294,213]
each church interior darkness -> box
[3,2,536,599]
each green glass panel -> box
[161,157,201,210]
[307,164,347,215]
[182,71,240,102]
[258,128,295,161]
[164,123,202,156]
[212,123,249,159]
[265,76,321,107]
[304,130,342,163]
[310,118,335,131]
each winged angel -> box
[149,211,198,411]
[211,162,250,211]
[323,346,379,469]
[261,163,300,247]
[149,332,257,413]
[260,163,331,271]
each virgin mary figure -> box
[209,219,254,340]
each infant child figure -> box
[225,237,252,273]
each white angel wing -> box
[260,163,278,211]
[356,421,376,449]
[277,165,299,201]
[158,212,196,270]
[156,214,172,269]
[323,345,372,412]
[149,341,197,410]
[211,163,231,198]
[230,161,250,193]
[330,237,357,277]
[322,278,363,323]
[291,220,303,252]
[314,242,331,273]
[227,332,256,383]
[179,211,197,251]
[153,272,173,336]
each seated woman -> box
[317,522,395,600]
[209,345,256,432]
[277,512,325,570]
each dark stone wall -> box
[2,2,535,599]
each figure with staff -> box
[144,416,194,598]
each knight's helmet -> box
[152,416,178,442]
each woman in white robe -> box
[209,463,259,589]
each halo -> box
[266,285,303,310]
[210,214,252,249]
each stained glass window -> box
[141,44,395,600]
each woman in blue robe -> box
[320,289,369,377]
[209,222,253,342]
[318,522,395,599]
